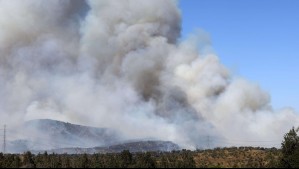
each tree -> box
[280,127,299,168]
[22,151,36,168]
[135,152,156,168]
[0,153,4,168]
[180,150,196,168]
[120,150,133,168]
[11,155,21,168]
[80,153,89,168]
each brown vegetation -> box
[193,147,281,168]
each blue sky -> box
[179,0,299,111]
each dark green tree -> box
[0,153,4,168]
[135,152,156,168]
[81,153,89,168]
[92,154,104,168]
[280,127,299,168]
[119,150,133,168]
[105,154,119,168]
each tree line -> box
[0,149,195,168]
[0,127,298,168]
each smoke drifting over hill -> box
[0,0,298,149]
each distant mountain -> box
[96,140,180,153]
[37,141,180,154]
[8,119,121,153]
[25,119,121,146]
[7,119,180,154]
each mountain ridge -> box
[7,119,180,154]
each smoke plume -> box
[0,0,298,150]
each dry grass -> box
[193,147,281,168]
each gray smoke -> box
[0,0,298,150]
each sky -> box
[179,0,299,112]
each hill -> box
[7,119,179,154]
[42,141,180,154]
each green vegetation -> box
[0,150,195,168]
[0,148,279,168]
[280,127,299,168]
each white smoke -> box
[0,0,298,150]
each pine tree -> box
[0,153,4,168]
[135,152,156,168]
[280,127,299,168]
[119,150,133,168]
[81,153,89,168]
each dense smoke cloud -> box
[0,0,298,150]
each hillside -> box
[7,119,121,153]
[24,119,121,147]
[8,119,179,154]
[43,141,180,154]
